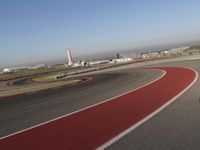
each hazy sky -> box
[1,0,200,67]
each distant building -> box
[148,52,160,58]
[2,68,12,73]
[73,61,88,67]
[36,64,48,68]
[168,47,189,56]
[89,60,109,66]
[28,64,49,69]
[110,58,133,63]
[142,54,149,59]
[2,66,29,73]
[130,53,142,59]
[160,50,169,56]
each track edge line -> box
[96,67,198,150]
[0,69,166,140]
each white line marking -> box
[96,67,198,150]
[0,69,166,140]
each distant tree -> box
[116,53,120,59]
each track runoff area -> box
[0,67,198,150]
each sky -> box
[0,0,200,68]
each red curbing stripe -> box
[97,67,198,149]
[0,71,165,141]
[0,67,197,150]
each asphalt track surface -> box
[108,60,200,150]
[0,70,162,137]
[0,65,197,150]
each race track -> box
[0,65,197,150]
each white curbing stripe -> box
[96,67,198,150]
[0,69,165,140]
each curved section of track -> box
[0,67,197,150]
[0,69,162,137]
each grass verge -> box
[0,79,80,97]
